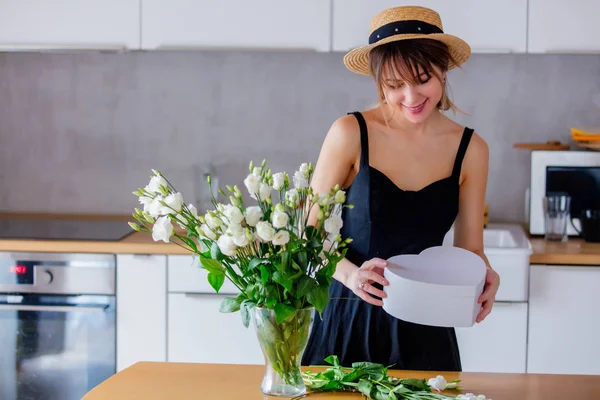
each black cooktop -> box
[0,218,135,241]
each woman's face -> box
[380,63,444,124]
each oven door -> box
[0,294,115,400]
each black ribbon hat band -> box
[368,20,444,45]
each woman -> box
[301,6,500,371]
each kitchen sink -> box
[443,223,532,302]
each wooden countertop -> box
[82,362,600,400]
[528,236,600,265]
[0,213,599,264]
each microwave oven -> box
[527,150,600,235]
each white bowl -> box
[382,246,486,328]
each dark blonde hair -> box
[369,39,461,112]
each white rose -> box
[427,375,447,392]
[299,163,309,176]
[256,221,275,242]
[232,231,249,247]
[324,214,343,234]
[139,196,153,212]
[217,234,237,257]
[226,223,244,236]
[145,175,168,194]
[293,170,308,189]
[245,206,263,227]
[243,173,260,197]
[187,204,199,218]
[197,224,216,240]
[272,172,286,190]
[164,192,184,214]
[272,230,290,246]
[255,182,272,201]
[272,211,289,229]
[152,216,173,243]
[223,204,244,225]
[148,196,165,218]
[285,188,299,207]
[334,190,346,204]
[205,213,223,230]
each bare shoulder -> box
[320,113,362,159]
[465,131,489,166]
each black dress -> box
[301,111,474,371]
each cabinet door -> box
[332,1,527,53]
[456,302,527,373]
[116,254,167,371]
[168,293,264,364]
[168,254,240,295]
[0,0,140,50]
[527,265,600,374]
[142,0,331,51]
[528,0,600,53]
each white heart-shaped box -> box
[382,246,486,328]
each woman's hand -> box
[347,258,389,306]
[476,267,500,323]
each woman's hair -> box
[368,39,461,112]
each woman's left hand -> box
[476,267,500,323]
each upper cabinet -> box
[141,0,331,51]
[332,0,527,54]
[528,0,600,53]
[0,0,141,50]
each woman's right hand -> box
[347,258,389,306]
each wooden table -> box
[82,362,600,400]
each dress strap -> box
[348,111,369,169]
[452,127,474,179]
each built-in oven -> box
[527,150,600,235]
[0,252,116,400]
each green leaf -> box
[208,272,225,293]
[273,303,296,324]
[305,225,318,240]
[296,276,315,298]
[307,284,329,313]
[200,257,224,275]
[358,379,374,398]
[280,251,290,271]
[210,241,224,260]
[297,250,308,270]
[249,257,267,270]
[259,264,270,286]
[324,355,340,367]
[219,297,241,313]
[272,271,293,293]
[240,300,254,328]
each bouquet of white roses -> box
[130,159,352,326]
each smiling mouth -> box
[402,100,427,114]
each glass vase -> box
[251,306,314,397]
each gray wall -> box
[0,50,599,222]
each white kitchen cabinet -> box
[0,0,141,50]
[168,254,240,295]
[116,254,167,372]
[456,302,528,373]
[332,1,527,53]
[141,0,331,51]
[527,265,600,375]
[528,0,600,53]
[168,293,264,365]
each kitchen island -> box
[81,362,600,400]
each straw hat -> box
[343,6,471,76]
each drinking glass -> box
[543,193,571,242]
